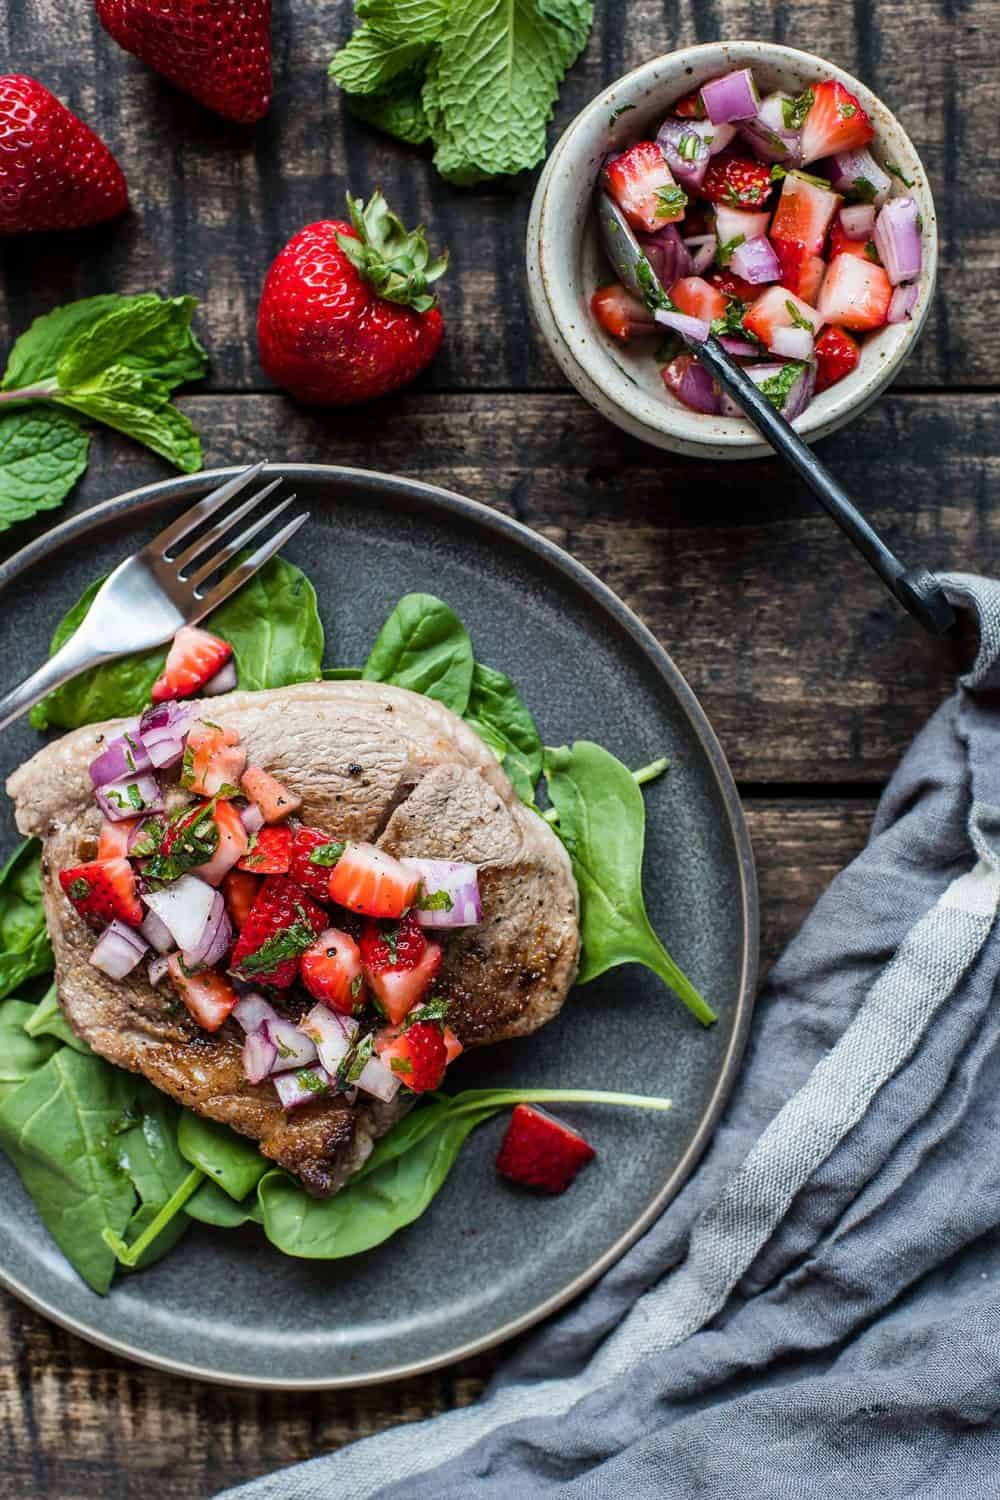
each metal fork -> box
[0,462,309,733]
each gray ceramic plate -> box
[0,465,757,1388]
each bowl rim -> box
[530,40,938,458]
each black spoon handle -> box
[694,336,955,637]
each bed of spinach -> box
[0,580,706,1291]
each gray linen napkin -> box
[220,572,1000,1499]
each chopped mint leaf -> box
[782,89,813,131]
[635,256,672,314]
[390,1056,413,1075]
[850,176,878,204]
[655,184,688,217]
[758,361,806,413]
[784,300,815,332]
[235,921,316,978]
[68,878,90,901]
[345,1033,375,1085]
[885,162,915,187]
[308,841,346,868]
[715,232,745,267]
[407,995,450,1028]
[864,241,880,263]
[676,132,700,161]
[416,885,454,912]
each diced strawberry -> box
[603,141,686,232]
[590,283,656,342]
[699,153,773,210]
[443,1025,464,1066]
[189,799,248,886]
[374,1020,447,1093]
[166,956,238,1032]
[288,824,343,903]
[770,237,828,303]
[301,927,365,1014]
[327,843,420,920]
[229,876,328,989]
[673,86,707,119]
[240,765,302,823]
[237,824,293,875]
[799,80,874,166]
[828,220,880,263]
[816,253,891,332]
[59,858,143,928]
[97,817,138,860]
[814,325,861,392]
[669,275,728,323]
[714,204,771,245]
[742,284,820,351]
[182,720,247,798]
[495,1105,596,1194]
[360,912,442,1025]
[222,868,261,929]
[770,172,841,255]
[151,625,232,704]
[707,269,765,304]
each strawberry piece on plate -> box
[374,1019,447,1093]
[182,720,247,798]
[301,927,365,1014]
[673,85,707,120]
[799,80,874,166]
[772,237,828,302]
[699,153,773,210]
[496,1105,596,1194]
[229,876,327,989]
[240,765,302,823]
[0,75,128,234]
[603,141,687,232]
[97,817,138,860]
[817,253,891,332]
[189,798,248,885]
[590,283,656,342]
[327,842,420,920]
[152,625,232,704]
[814,325,861,392]
[288,825,344,903]
[669,275,729,323]
[360,911,442,1025]
[742,284,820,352]
[237,824,293,875]
[59,857,143,928]
[222,868,260,930]
[167,957,239,1032]
[443,1025,464,1065]
[770,171,841,255]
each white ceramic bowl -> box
[527,41,937,460]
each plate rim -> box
[0,463,759,1389]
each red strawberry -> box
[799,80,874,167]
[828,220,880,263]
[496,1105,596,1194]
[699,154,773,210]
[222,868,260,929]
[240,765,301,823]
[167,957,238,1032]
[94,0,272,124]
[237,823,292,875]
[300,927,364,1015]
[770,172,841,255]
[603,141,686,233]
[229,876,327,989]
[182,720,246,798]
[288,825,343,904]
[673,86,707,120]
[590,283,656,342]
[374,1020,447,1093]
[189,798,248,885]
[152,625,232,703]
[327,842,420,920]
[360,911,442,1024]
[97,817,138,860]
[59,858,143,928]
[669,275,728,324]
[708,268,766,305]
[0,75,128,235]
[257,193,447,406]
[814,325,861,393]
[771,237,827,302]
[816,253,891,332]
[742,285,819,352]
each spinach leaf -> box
[321,666,363,680]
[543,743,715,1026]
[464,661,542,802]
[23,983,89,1053]
[186,1178,263,1228]
[0,841,54,999]
[363,593,474,712]
[117,1198,192,1271]
[105,1084,196,1268]
[0,1000,59,1102]
[0,1049,137,1294]
[30,554,324,731]
[177,1112,270,1202]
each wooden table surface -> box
[1,0,995,1494]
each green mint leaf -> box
[864,241,880,263]
[345,70,432,144]
[1,295,131,390]
[655,184,688,216]
[781,88,813,131]
[715,232,745,267]
[234,921,316,978]
[345,1033,375,1085]
[329,26,430,94]
[308,842,346,868]
[416,886,454,912]
[849,176,877,204]
[634,255,672,314]
[382,924,400,965]
[0,407,90,534]
[355,0,449,43]
[406,995,449,1027]
[885,162,915,187]
[759,360,807,412]
[54,386,202,473]
[784,300,815,332]
[56,296,191,388]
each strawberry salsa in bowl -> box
[527,42,936,458]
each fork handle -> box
[0,631,107,734]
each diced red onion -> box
[95,773,163,823]
[89,724,150,788]
[686,235,717,275]
[730,235,780,285]
[655,118,710,190]
[239,801,265,835]
[740,91,802,165]
[686,118,738,156]
[637,223,692,288]
[830,148,891,206]
[701,68,759,124]
[299,1005,359,1075]
[203,660,238,696]
[273,1065,334,1111]
[138,700,193,770]
[888,281,919,323]
[234,992,279,1033]
[90,920,148,980]
[839,204,875,240]
[714,204,771,245]
[718,335,760,358]
[720,361,815,421]
[182,891,231,969]
[666,355,721,415]
[354,1053,401,1103]
[770,325,815,361]
[264,1017,319,1073]
[399,858,484,928]
[147,953,172,987]
[873,196,922,285]
[654,308,709,343]
[244,1027,278,1085]
[142,874,218,952]
[140,905,175,954]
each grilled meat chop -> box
[7,681,580,1195]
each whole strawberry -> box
[257,192,448,406]
[0,76,128,235]
[95,0,272,125]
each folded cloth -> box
[220,573,1000,1499]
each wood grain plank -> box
[1,0,995,391]
[0,797,875,1500]
[2,389,985,783]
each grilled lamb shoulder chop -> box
[7,681,579,1195]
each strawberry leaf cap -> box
[336,191,448,314]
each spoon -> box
[597,192,955,637]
